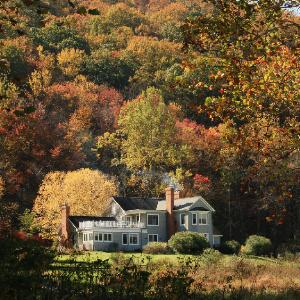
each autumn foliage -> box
[33,169,117,239]
[0,0,299,244]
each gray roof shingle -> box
[113,197,163,210]
[113,195,214,212]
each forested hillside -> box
[0,0,299,243]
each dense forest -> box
[0,0,299,245]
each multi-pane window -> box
[83,233,88,242]
[199,212,208,225]
[83,232,92,241]
[192,213,197,225]
[103,233,112,242]
[94,232,103,241]
[147,214,159,226]
[122,233,128,245]
[148,234,158,242]
[129,234,139,245]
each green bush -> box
[143,242,174,254]
[168,231,209,254]
[242,235,272,256]
[220,240,241,255]
[200,248,223,265]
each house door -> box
[184,215,188,228]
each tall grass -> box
[1,240,300,299]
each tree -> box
[182,0,300,124]
[31,22,89,53]
[180,0,300,242]
[118,87,191,172]
[124,36,182,96]
[82,50,135,89]
[33,168,118,239]
[95,88,196,196]
[57,48,86,78]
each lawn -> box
[56,251,193,263]
[49,251,300,299]
[56,250,284,265]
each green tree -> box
[82,50,135,89]
[118,87,191,172]
[31,22,89,53]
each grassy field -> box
[57,251,193,263]
[56,250,287,265]
[45,251,300,299]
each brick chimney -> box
[61,203,70,241]
[174,190,181,200]
[166,186,176,239]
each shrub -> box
[143,242,174,254]
[200,248,223,265]
[220,240,241,255]
[148,268,193,299]
[242,235,272,256]
[168,231,209,254]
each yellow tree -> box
[57,48,86,78]
[33,168,118,239]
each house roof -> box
[68,216,116,228]
[113,195,215,212]
[113,196,164,211]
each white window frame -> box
[83,233,88,242]
[148,234,158,243]
[199,212,208,225]
[94,232,103,242]
[129,233,139,245]
[103,233,113,242]
[147,214,159,226]
[122,233,128,245]
[192,213,197,225]
[83,232,92,242]
[180,213,186,226]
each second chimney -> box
[61,203,70,242]
[166,186,176,239]
[174,190,181,200]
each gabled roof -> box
[68,216,116,228]
[156,196,215,212]
[113,196,164,211]
[113,195,215,212]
